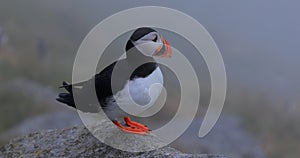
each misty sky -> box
[1,0,299,101]
[83,0,300,100]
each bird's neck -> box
[126,48,155,67]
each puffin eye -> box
[152,35,158,42]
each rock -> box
[0,110,264,157]
[1,111,81,138]
[0,111,82,145]
[171,116,266,158]
[0,121,226,158]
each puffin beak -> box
[154,36,172,58]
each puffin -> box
[56,27,172,135]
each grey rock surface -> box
[0,123,226,158]
[1,111,81,137]
[0,110,265,157]
[0,111,82,145]
[171,116,265,158]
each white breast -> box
[114,67,163,106]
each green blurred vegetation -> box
[0,91,46,133]
[0,0,82,86]
[0,0,76,137]
[226,85,300,158]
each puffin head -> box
[126,27,172,58]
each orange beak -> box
[154,36,172,58]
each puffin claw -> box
[113,120,148,135]
[124,116,149,132]
[112,117,150,135]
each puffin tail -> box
[56,81,100,113]
[56,81,76,109]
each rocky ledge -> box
[0,119,226,158]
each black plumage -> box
[57,27,158,113]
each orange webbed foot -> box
[124,116,149,132]
[113,119,149,135]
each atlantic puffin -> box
[57,27,172,135]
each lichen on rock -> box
[0,121,226,158]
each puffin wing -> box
[56,61,119,112]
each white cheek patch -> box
[133,41,162,57]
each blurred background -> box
[0,1,299,158]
